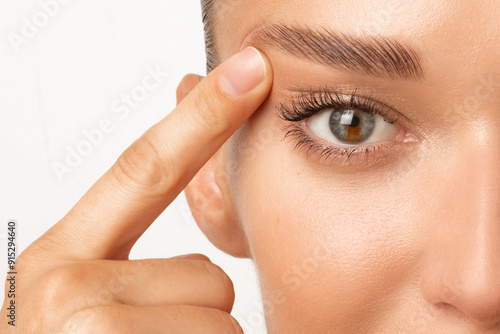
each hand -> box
[1,46,273,333]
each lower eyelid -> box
[302,117,414,148]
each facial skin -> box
[185,0,500,332]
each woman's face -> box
[193,0,500,332]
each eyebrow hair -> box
[249,23,424,81]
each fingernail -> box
[219,47,266,96]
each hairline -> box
[200,0,219,74]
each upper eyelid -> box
[277,88,395,121]
[276,85,416,127]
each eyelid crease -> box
[276,85,404,125]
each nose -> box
[419,123,500,328]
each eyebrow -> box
[249,23,424,81]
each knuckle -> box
[112,131,175,195]
[36,265,88,307]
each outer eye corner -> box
[383,117,396,125]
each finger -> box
[64,304,243,334]
[38,47,273,260]
[59,257,235,313]
[116,258,235,312]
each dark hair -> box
[200,0,218,73]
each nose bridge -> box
[420,121,500,325]
[448,133,500,287]
[458,136,500,313]
[468,119,500,239]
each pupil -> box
[349,116,360,128]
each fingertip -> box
[218,46,272,97]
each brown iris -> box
[328,108,376,143]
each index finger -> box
[39,47,273,260]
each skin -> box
[185,0,500,333]
[0,47,273,333]
[3,0,499,333]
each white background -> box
[0,1,266,332]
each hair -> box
[200,0,219,74]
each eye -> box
[307,107,401,146]
[278,87,421,165]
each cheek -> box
[232,110,431,330]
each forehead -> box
[215,0,500,78]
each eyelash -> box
[277,86,404,165]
